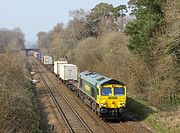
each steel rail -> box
[31,58,74,133]
[32,57,93,133]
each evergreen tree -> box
[126,0,166,58]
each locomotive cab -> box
[97,84,126,119]
[98,84,126,108]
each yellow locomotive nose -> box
[110,100,116,108]
[110,100,117,108]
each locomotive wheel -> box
[91,102,96,112]
[96,108,100,116]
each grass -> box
[127,96,180,133]
[145,116,171,133]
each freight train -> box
[32,51,126,119]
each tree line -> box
[0,28,43,132]
[0,28,25,53]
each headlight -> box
[100,99,107,107]
[101,103,106,107]
[120,103,125,107]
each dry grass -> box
[157,109,180,129]
[146,108,180,133]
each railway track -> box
[108,122,135,133]
[31,58,93,133]
[46,65,136,133]
[44,68,121,133]
[31,57,152,133]
[31,57,122,133]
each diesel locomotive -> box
[77,71,126,119]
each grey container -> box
[59,64,78,81]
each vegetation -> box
[37,1,179,132]
[125,0,179,109]
[0,28,25,53]
[0,28,42,132]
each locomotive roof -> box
[79,71,125,87]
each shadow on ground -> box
[126,97,157,122]
[106,97,156,123]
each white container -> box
[54,61,68,75]
[43,56,53,65]
[59,64,78,81]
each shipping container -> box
[42,56,53,65]
[41,56,44,63]
[59,64,78,81]
[36,53,42,62]
[54,61,68,75]
[33,51,38,58]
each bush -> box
[0,53,41,132]
[74,32,150,99]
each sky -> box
[0,0,128,45]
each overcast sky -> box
[0,0,128,43]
